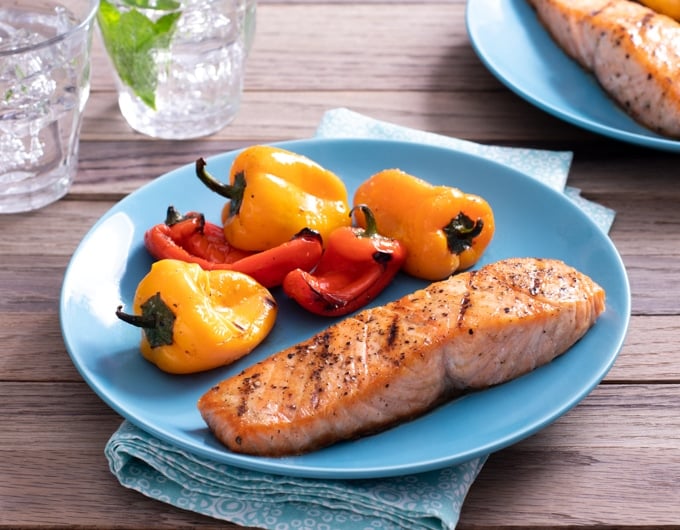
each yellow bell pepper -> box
[115,259,278,374]
[196,145,351,251]
[353,169,495,281]
[638,0,680,20]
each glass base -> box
[0,170,72,214]
[118,90,241,140]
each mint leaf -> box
[97,0,181,110]
[122,0,181,9]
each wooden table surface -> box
[2,0,680,528]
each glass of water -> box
[0,0,98,214]
[98,0,255,140]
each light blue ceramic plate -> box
[466,0,680,152]
[60,138,630,479]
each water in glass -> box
[103,0,250,139]
[0,1,95,213]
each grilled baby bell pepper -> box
[353,169,495,281]
[144,205,255,266]
[115,259,278,374]
[196,145,351,251]
[282,205,407,317]
[144,206,324,287]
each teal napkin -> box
[107,421,486,530]
[105,108,616,530]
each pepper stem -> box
[195,158,246,217]
[442,212,484,255]
[164,205,206,231]
[351,204,379,237]
[115,307,156,328]
[115,292,176,348]
[164,205,184,225]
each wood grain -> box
[1,0,679,528]
[1,383,678,528]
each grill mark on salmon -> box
[526,0,680,138]
[198,258,606,457]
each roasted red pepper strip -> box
[144,206,324,287]
[229,228,324,288]
[144,206,253,267]
[282,204,407,316]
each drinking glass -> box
[98,0,254,140]
[0,0,99,214]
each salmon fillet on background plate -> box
[526,0,680,138]
[199,257,606,457]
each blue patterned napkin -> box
[107,422,485,530]
[105,108,616,530]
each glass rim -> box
[0,0,99,57]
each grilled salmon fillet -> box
[527,0,680,137]
[198,257,606,457]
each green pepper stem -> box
[442,212,484,255]
[351,204,379,237]
[115,306,158,328]
[195,158,246,217]
[164,205,184,226]
[164,205,206,231]
[115,292,175,347]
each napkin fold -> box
[107,421,486,530]
[105,108,616,530]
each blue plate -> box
[60,138,630,479]
[466,0,680,152]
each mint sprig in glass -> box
[97,0,250,139]
[97,0,182,110]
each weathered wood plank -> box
[462,384,680,527]
[90,3,481,93]
[2,0,679,528]
[1,383,678,528]
[80,88,587,145]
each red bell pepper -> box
[282,204,407,316]
[144,206,324,288]
[145,206,254,267]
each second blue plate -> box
[466,0,680,152]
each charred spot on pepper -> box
[231,321,247,332]
[264,295,277,309]
[372,250,394,265]
[443,212,484,255]
[293,227,323,244]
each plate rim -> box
[60,137,631,478]
[465,0,680,152]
